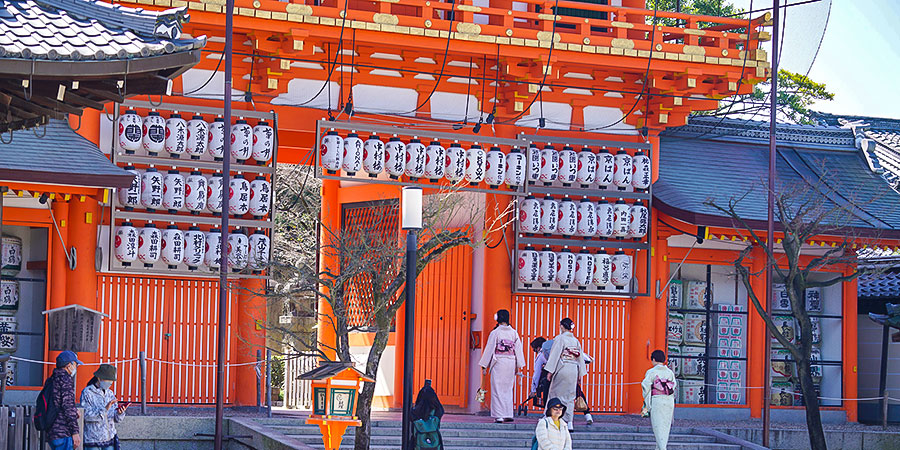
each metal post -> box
[763,1,780,446]
[139,351,147,415]
[401,229,417,450]
[214,0,234,446]
[879,324,889,428]
[266,349,273,418]
[257,349,262,413]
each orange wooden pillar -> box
[234,277,267,406]
[317,179,340,361]
[654,229,668,354]
[65,194,99,394]
[748,246,767,418]
[842,265,858,422]
[482,196,513,334]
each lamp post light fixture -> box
[400,186,423,450]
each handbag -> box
[574,396,588,412]
[476,387,486,403]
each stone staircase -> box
[254,418,755,450]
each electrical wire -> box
[291,0,352,108]
[397,0,458,116]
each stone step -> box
[316,443,743,450]
[280,427,717,443]
[296,434,723,447]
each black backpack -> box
[34,377,58,431]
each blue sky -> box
[731,0,898,119]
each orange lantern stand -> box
[300,362,375,450]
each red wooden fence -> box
[512,294,629,412]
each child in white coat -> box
[534,397,572,450]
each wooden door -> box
[413,244,473,408]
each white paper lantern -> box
[527,144,541,185]
[405,138,426,180]
[519,196,541,234]
[485,147,506,188]
[576,199,597,237]
[576,147,597,187]
[613,150,633,189]
[162,170,185,213]
[505,147,526,188]
[593,252,611,286]
[117,109,142,153]
[341,133,363,175]
[248,230,271,272]
[161,225,184,268]
[204,229,222,269]
[183,227,205,270]
[185,171,207,214]
[518,246,539,287]
[632,150,651,190]
[1,235,22,277]
[363,134,385,177]
[444,142,466,183]
[231,120,252,162]
[186,115,208,160]
[117,166,141,211]
[539,145,559,185]
[164,113,187,158]
[610,251,633,289]
[628,200,649,239]
[424,141,446,181]
[138,225,161,267]
[596,200,614,238]
[249,176,271,218]
[140,168,163,211]
[0,279,18,311]
[385,137,406,179]
[555,249,576,288]
[320,131,343,174]
[597,148,614,188]
[142,111,165,155]
[229,174,250,216]
[208,118,226,161]
[574,250,595,290]
[252,120,275,164]
[538,248,557,286]
[207,173,224,215]
[0,316,17,352]
[557,145,577,186]
[227,230,249,271]
[558,198,577,236]
[539,196,558,235]
[465,144,486,186]
[113,223,138,266]
[613,200,630,237]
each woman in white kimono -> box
[641,350,677,450]
[478,309,525,422]
[544,318,586,430]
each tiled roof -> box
[859,271,900,300]
[0,119,133,188]
[657,117,900,235]
[811,112,900,191]
[0,0,204,61]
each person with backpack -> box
[410,379,443,450]
[80,364,126,450]
[533,397,571,450]
[478,309,525,423]
[641,350,677,450]
[529,337,549,408]
[43,350,83,450]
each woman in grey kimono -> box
[544,318,586,431]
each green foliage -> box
[750,69,835,124]
[270,354,285,389]
[645,0,745,26]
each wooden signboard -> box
[43,305,107,353]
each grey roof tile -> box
[0,0,205,62]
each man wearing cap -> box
[48,350,83,450]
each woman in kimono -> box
[478,309,526,422]
[641,350,677,450]
[544,318,586,431]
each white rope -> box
[145,357,260,368]
[9,356,139,366]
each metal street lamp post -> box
[400,187,423,450]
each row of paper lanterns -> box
[118,167,271,218]
[117,110,275,164]
[518,247,633,290]
[519,196,649,239]
[114,223,270,272]
[321,131,651,190]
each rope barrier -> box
[10,356,139,366]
